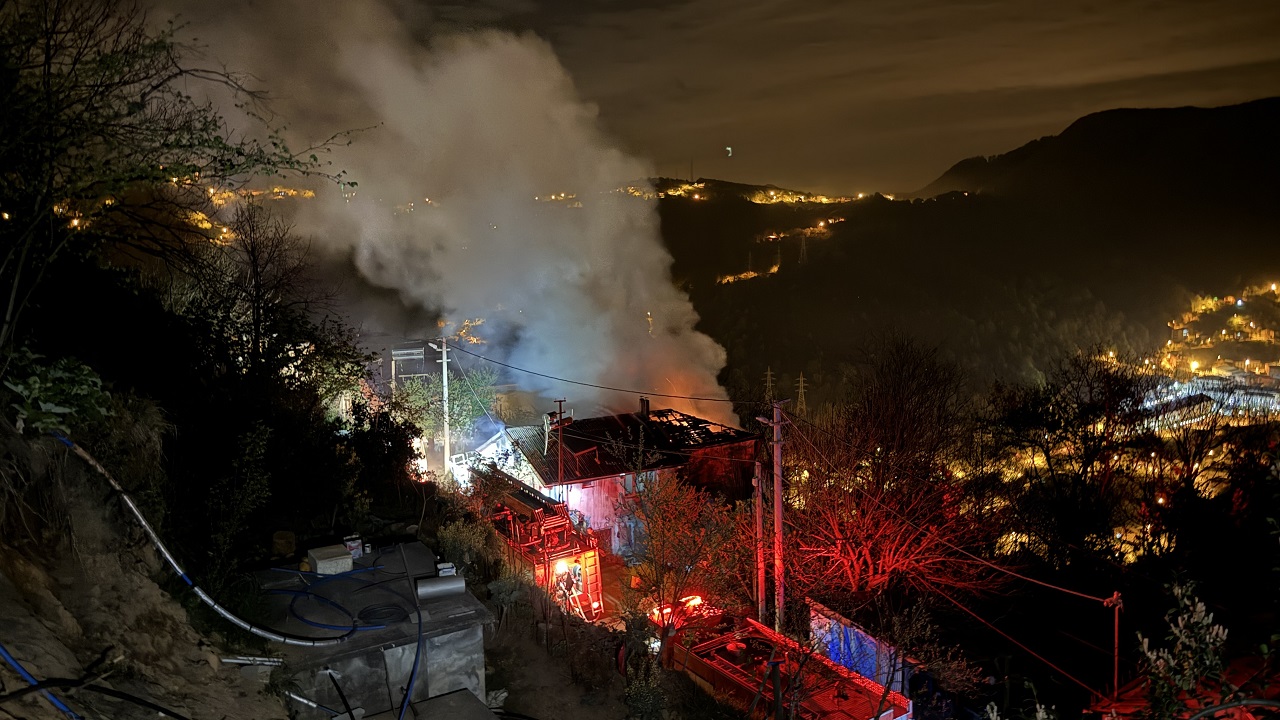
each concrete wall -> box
[423,625,486,699]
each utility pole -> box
[756,401,786,633]
[1105,591,1123,700]
[772,401,783,634]
[752,458,762,617]
[555,398,566,487]
[427,339,450,472]
[764,367,774,402]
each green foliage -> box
[437,517,500,581]
[487,565,534,633]
[985,685,1057,720]
[623,662,667,720]
[79,393,171,524]
[3,348,112,434]
[1138,583,1231,720]
[389,365,498,441]
[346,399,419,500]
[562,614,617,694]
[487,567,532,608]
[333,443,371,530]
[175,203,368,391]
[988,350,1160,567]
[665,670,749,720]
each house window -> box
[623,471,654,495]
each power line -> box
[554,427,762,466]
[447,343,747,404]
[781,410,1110,604]
[451,344,500,432]
[934,588,1103,698]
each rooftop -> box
[505,406,757,486]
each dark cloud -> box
[418,0,1280,192]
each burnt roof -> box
[506,407,757,486]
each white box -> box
[307,545,354,575]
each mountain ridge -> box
[649,97,1280,398]
[909,97,1280,202]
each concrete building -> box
[256,542,493,719]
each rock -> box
[486,688,509,708]
[272,531,296,557]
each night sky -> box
[409,0,1280,194]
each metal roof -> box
[505,408,756,486]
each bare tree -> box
[988,349,1163,566]
[785,339,999,607]
[174,202,364,398]
[0,0,349,366]
[618,466,735,657]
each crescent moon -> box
[725,146,733,157]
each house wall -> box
[685,439,759,500]
[559,476,625,551]
[554,469,667,555]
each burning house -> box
[476,399,759,555]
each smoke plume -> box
[161,2,733,423]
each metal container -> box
[415,575,465,601]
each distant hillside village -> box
[1158,281,1280,415]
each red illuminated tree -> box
[790,481,993,601]
[785,339,1001,609]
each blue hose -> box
[269,589,387,632]
[397,604,424,720]
[0,642,83,719]
[267,565,396,632]
[396,541,424,720]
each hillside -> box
[911,97,1280,207]
[654,99,1280,403]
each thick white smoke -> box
[162,2,733,423]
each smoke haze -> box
[161,2,733,423]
